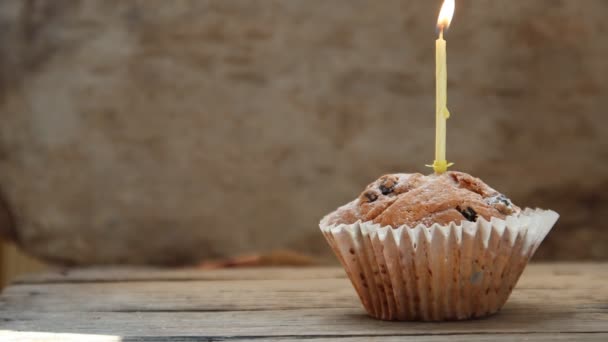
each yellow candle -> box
[429,0,455,174]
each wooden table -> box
[0,263,606,341]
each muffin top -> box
[321,171,520,228]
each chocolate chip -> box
[497,194,512,206]
[379,177,397,195]
[363,191,378,202]
[379,184,393,195]
[456,206,478,222]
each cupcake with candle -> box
[320,171,558,321]
[320,0,558,321]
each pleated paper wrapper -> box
[320,208,559,321]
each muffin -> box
[320,171,558,321]
[322,172,520,228]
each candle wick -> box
[439,28,444,40]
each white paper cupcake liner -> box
[320,208,559,321]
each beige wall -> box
[0,0,606,265]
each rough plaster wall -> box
[0,0,606,265]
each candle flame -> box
[437,0,455,31]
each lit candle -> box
[429,0,455,174]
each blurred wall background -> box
[0,0,606,266]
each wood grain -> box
[0,332,607,342]
[14,263,607,286]
[0,263,606,341]
[13,266,347,284]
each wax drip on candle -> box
[427,0,455,174]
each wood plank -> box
[0,278,359,312]
[0,332,606,342]
[13,266,347,284]
[224,334,608,342]
[0,283,606,336]
[2,263,607,313]
[0,306,606,337]
[1,264,606,340]
[1,278,607,313]
[13,263,608,287]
